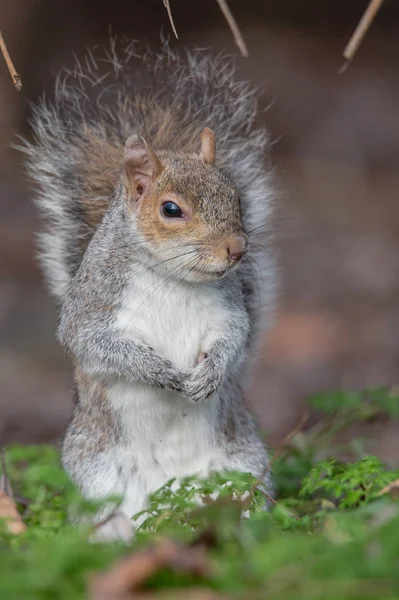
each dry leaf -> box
[377,479,399,498]
[89,539,213,600]
[0,490,26,534]
[134,588,231,600]
[0,449,26,535]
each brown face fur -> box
[123,132,247,281]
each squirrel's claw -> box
[183,356,222,403]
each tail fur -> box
[21,37,276,347]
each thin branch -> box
[163,0,179,40]
[0,447,13,498]
[260,490,277,506]
[340,0,385,73]
[215,0,248,58]
[0,30,22,91]
[269,410,310,472]
[251,411,310,494]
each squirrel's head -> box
[122,128,247,282]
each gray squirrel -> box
[21,39,277,541]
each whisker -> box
[249,227,302,238]
[247,241,267,251]
[246,217,303,236]
[182,261,204,324]
[159,256,203,315]
[246,216,301,233]
[132,249,198,281]
[240,254,264,317]
[128,255,200,323]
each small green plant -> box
[300,456,399,509]
[133,471,265,541]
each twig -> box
[93,497,125,531]
[340,0,385,73]
[163,0,179,39]
[0,30,22,91]
[14,495,30,507]
[251,411,310,494]
[0,447,13,498]
[269,411,310,473]
[215,0,248,58]
[250,412,309,521]
[261,491,277,506]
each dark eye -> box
[161,201,184,219]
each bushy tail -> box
[20,37,276,344]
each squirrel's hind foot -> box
[91,512,134,543]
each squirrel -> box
[21,39,277,541]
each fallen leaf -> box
[0,491,27,534]
[377,479,399,498]
[89,539,213,600]
[135,588,231,600]
[0,449,26,535]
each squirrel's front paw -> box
[183,357,222,403]
[149,355,184,392]
[150,363,185,392]
[160,367,186,392]
[143,351,185,392]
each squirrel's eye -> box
[161,201,184,219]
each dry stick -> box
[0,30,22,91]
[251,411,310,495]
[340,0,385,73]
[268,410,310,473]
[215,0,248,58]
[164,0,179,39]
[0,448,12,497]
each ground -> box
[0,1,398,464]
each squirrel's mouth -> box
[193,266,228,279]
[212,269,227,278]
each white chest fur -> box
[106,268,229,517]
[115,267,227,370]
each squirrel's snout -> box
[226,235,248,264]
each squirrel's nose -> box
[226,235,247,263]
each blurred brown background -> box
[0,0,398,462]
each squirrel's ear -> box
[199,127,216,165]
[124,135,162,199]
